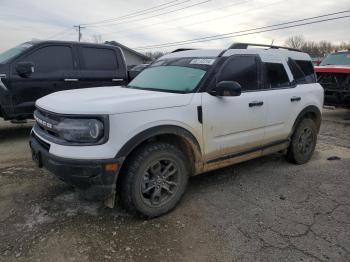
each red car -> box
[315,50,350,107]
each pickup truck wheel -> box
[120,142,189,218]
[286,118,317,164]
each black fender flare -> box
[291,105,322,135]
[115,125,203,167]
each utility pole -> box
[74,25,85,42]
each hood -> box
[315,65,350,74]
[36,86,194,115]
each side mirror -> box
[209,81,242,97]
[16,62,34,78]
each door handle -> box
[291,96,301,102]
[112,78,124,82]
[249,101,264,107]
[64,78,79,82]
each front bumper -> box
[324,89,350,106]
[29,132,121,201]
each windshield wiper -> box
[126,86,187,94]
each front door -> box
[10,44,77,115]
[202,55,268,162]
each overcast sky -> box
[0,0,349,53]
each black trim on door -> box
[197,106,203,124]
[207,139,289,164]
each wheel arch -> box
[116,125,204,176]
[291,105,322,135]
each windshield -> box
[0,42,33,64]
[127,57,215,93]
[320,52,350,66]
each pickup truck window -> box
[81,47,118,70]
[320,52,350,66]
[0,43,33,63]
[20,45,73,74]
[128,66,206,93]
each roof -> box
[161,49,224,59]
[105,41,151,61]
[160,47,311,62]
[27,40,114,47]
[25,40,152,60]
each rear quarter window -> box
[287,58,316,84]
[295,60,316,83]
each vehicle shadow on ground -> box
[27,153,281,220]
[0,123,33,141]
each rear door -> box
[77,45,127,88]
[10,44,77,115]
[262,56,306,144]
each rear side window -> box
[264,63,290,88]
[20,45,73,74]
[218,55,259,91]
[295,60,316,83]
[81,47,118,70]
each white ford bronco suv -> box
[30,43,324,217]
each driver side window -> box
[17,45,73,75]
[217,55,260,91]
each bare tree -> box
[337,41,350,51]
[318,41,333,57]
[285,35,350,58]
[302,41,321,57]
[144,51,167,60]
[285,35,305,49]
[92,34,103,43]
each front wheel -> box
[286,118,318,164]
[119,142,189,218]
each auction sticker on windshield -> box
[190,58,215,65]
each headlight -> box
[55,118,104,143]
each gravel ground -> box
[0,109,349,262]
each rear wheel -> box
[119,142,189,218]
[286,118,317,164]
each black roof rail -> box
[229,43,302,52]
[171,48,197,53]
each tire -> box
[119,142,189,218]
[286,118,318,164]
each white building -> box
[105,41,151,68]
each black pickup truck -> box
[0,40,128,120]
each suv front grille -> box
[34,109,60,137]
[33,109,62,142]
